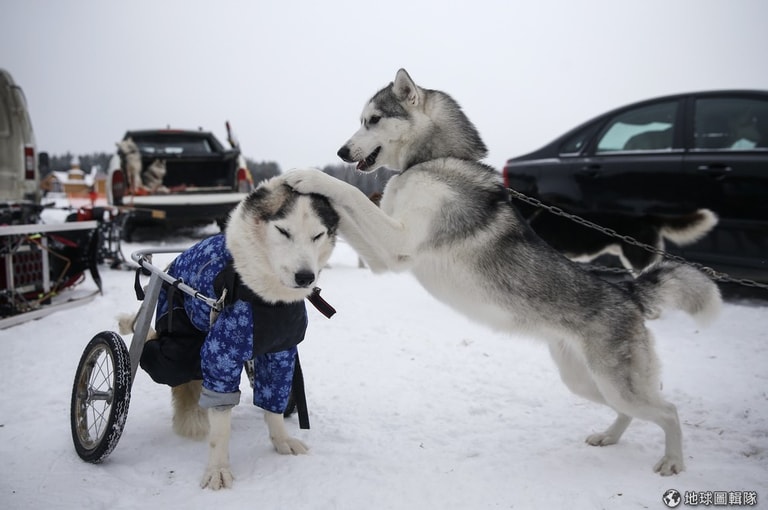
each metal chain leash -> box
[506,188,768,291]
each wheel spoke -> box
[76,345,116,445]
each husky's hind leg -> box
[549,341,633,446]
[588,331,685,475]
[595,378,683,475]
[585,414,632,446]
[172,380,209,440]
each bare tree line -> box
[41,153,394,196]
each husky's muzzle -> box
[338,146,381,171]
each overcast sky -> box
[2,0,767,172]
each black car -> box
[502,90,768,284]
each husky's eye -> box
[369,115,380,125]
[275,226,291,239]
[312,232,325,242]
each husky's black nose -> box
[337,146,351,162]
[294,271,315,288]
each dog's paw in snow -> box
[200,465,234,490]
[654,455,685,476]
[264,410,309,455]
[270,435,309,455]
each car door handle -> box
[697,164,732,173]
[577,164,601,177]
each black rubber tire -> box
[70,331,132,463]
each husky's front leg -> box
[200,408,234,490]
[264,411,308,455]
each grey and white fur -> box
[285,69,721,476]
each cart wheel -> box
[70,331,132,463]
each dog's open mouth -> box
[357,146,381,171]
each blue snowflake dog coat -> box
[140,233,309,414]
[140,179,339,420]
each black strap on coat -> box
[134,266,145,300]
[292,353,310,429]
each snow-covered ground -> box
[1,224,766,509]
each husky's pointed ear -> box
[393,68,421,106]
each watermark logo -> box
[663,489,682,508]
[663,489,758,507]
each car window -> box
[559,128,591,155]
[694,97,768,150]
[595,101,678,153]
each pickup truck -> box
[106,128,253,239]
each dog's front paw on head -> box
[284,168,333,196]
[200,465,234,490]
[271,435,309,455]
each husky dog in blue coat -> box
[136,176,339,489]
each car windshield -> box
[132,134,214,155]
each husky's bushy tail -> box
[630,261,721,324]
[659,209,718,246]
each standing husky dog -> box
[285,69,721,476]
[135,176,339,489]
[116,138,143,194]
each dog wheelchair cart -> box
[70,247,331,463]
[69,248,224,462]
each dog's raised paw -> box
[200,466,234,490]
[284,168,332,196]
[271,435,309,455]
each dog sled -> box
[69,248,333,463]
[0,198,157,329]
[0,219,102,329]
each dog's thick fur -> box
[285,69,722,476]
[528,208,718,273]
[121,176,339,489]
